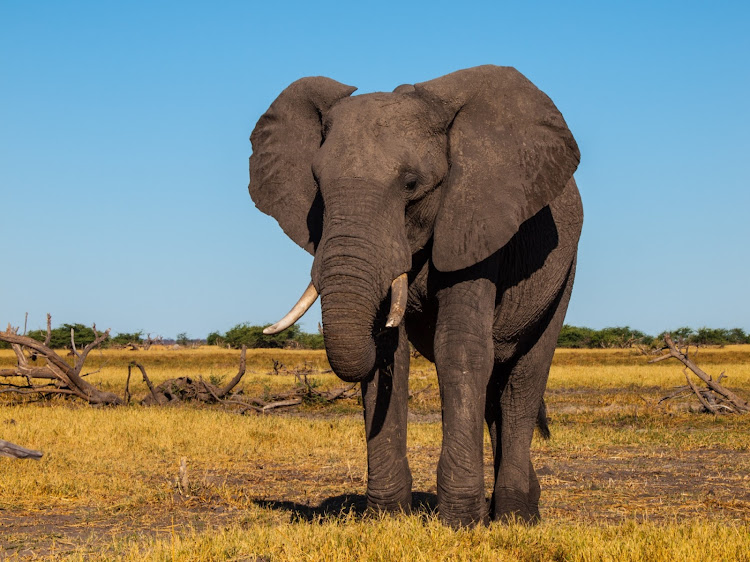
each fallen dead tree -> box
[0,315,122,405]
[654,334,749,414]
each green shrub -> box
[296,331,325,349]
[658,326,749,347]
[589,326,649,348]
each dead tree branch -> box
[217,345,247,398]
[654,334,749,414]
[0,439,43,460]
[129,362,166,405]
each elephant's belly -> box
[491,184,581,363]
[491,267,570,363]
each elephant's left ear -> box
[415,65,580,272]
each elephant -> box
[248,65,582,527]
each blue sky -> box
[1,1,748,339]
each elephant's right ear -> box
[249,77,356,254]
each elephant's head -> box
[249,65,579,382]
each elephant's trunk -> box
[321,300,377,381]
[316,227,399,382]
[313,184,412,383]
[319,272,379,382]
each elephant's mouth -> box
[263,274,408,335]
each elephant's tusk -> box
[385,273,408,328]
[263,282,319,335]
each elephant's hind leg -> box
[492,264,575,523]
[486,369,544,524]
[361,323,412,513]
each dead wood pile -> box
[133,347,358,412]
[654,334,749,414]
[133,345,250,405]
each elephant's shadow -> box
[254,492,438,523]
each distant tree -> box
[727,328,749,344]
[692,327,728,346]
[28,323,98,349]
[110,331,144,346]
[659,326,694,345]
[176,332,190,346]
[215,323,325,349]
[589,326,650,348]
[655,326,749,347]
[296,331,325,349]
[556,325,595,348]
[206,331,225,346]
[223,323,300,349]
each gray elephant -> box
[248,65,582,527]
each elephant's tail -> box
[536,399,551,440]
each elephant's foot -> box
[366,461,413,514]
[437,498,489,529]
[437,480,489,528]
[366,488,412,514]
[491,487,540,525]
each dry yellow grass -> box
[1,346,749,559]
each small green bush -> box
[110,331,143,346]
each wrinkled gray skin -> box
[248,65,582,527]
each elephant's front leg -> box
[361,323,412,512]
[433,269,497,527]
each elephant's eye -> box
[404,174,419,191]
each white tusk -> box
[263,282,319,334]
[385,273,408,328]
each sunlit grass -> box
[64,517,750,561]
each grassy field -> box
[1,346,749,560]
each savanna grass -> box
[1,346,749,559]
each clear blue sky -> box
[2,1,748,339]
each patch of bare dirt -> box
[538,447,750,523]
